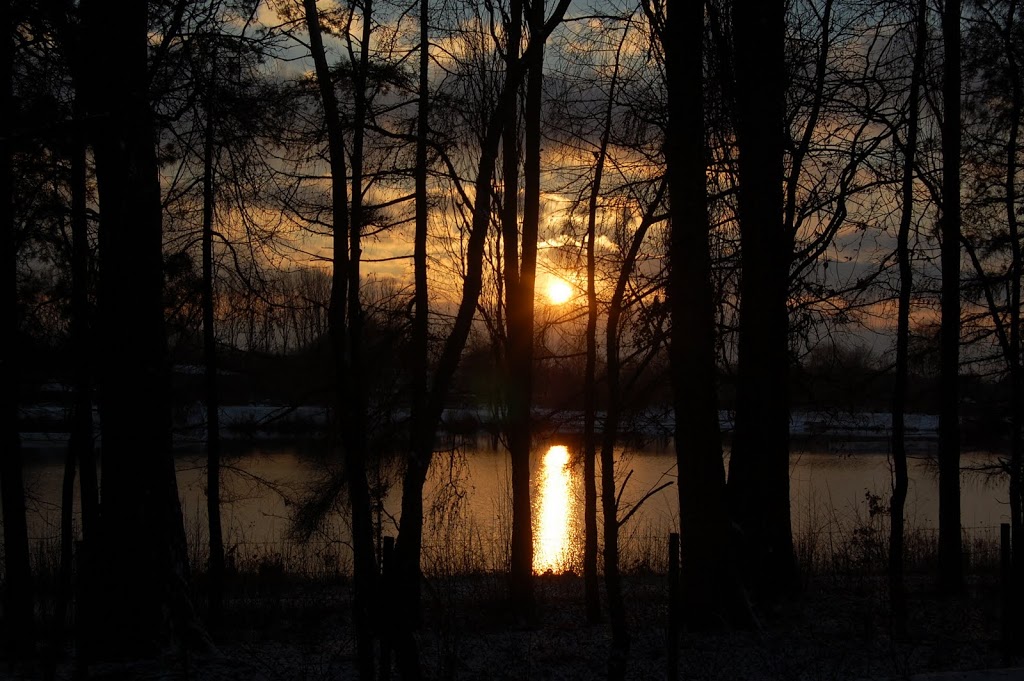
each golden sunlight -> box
[533,445,573,573]
[546,278,573,305]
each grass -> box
[9,514,1017,681]
[7,466,1018,680]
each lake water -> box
[17,436,1011,575]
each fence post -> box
[1002,522,1012,665]
[668,532,680,681]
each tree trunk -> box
[66,72,99,675]
[78,0,196,658]
[202,51,225,629]
[597,181,665,679]
[391,0,431,675]
[1,0,34,661]
[301,2,377,677]
[57,99,95,652]
[348,0,377,670]
[938,0,964,595]
[601,301,627,681]
[394,64,521,674]
[664,0,745,627]
[728,0,798,599]
[889,0,926,638]
[583,45,621,626]
[391,2,571,668]
[69,94,99,549]
[501,0,538,621]
[998,0,1024,639]
[507,0,544,621]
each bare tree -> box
[77,0,197,657]
[889,0,927,637]
[660,0,746,626]
[961,0,1024,622]
[728,0,799,598]
[301,0,378,675]
[1,0,34,662]
[393,0,572,672]
[938,0,964,594]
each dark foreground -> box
[13,565,1019,681]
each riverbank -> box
[19,566,1016,680]
[16,402,944,446]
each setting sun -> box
[546,278,573,305]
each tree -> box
[728,0,799,597]
[301,1,378,676]
[200,37,225,628]
[393,0,431,671]
[889,0,927,636]
[580,28,624,627]
[961,0,1024,623]
[502,0,548,620]
[77,0,197,658]
[938,0,965,594]
[661,0,745,626]
[1,0,34,663]
[392,0,572,672]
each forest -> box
[3,0,1024,678]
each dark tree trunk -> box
[348,0,377,671]
[997,0,1024,632]
[956,0,1023,628]
[56,115,81,639]
[889,0,926,638]
[506,0,545,621]
[391,3,571,670]
[78,0,195,658]
[501,0,538,621]
[395,66,521,669]
[58,99,96,649]
[391,1,431,676]
[938,0,964,595]
[69,95,99,548]
[582,226,600,623]
[389,2,569,667]
[664,0,744,627]
[582,47,620,626]
[727,0,798,598]
[597,181,664,680]
[1,0,34,662]
[301,2,377,677]
[201,54,225,629]
[601,301,627,681]
[65,64,99,673]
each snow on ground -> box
[18,400,941,446]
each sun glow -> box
[534,445,573,574]
[546,278,573,305]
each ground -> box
[21,568,1019,681]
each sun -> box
[546,278,573,305]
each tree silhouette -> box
[77,0,197,658]
[1,0,35,664]
[938,0,965,595]
[728,0,799,598]
[661,0,747,627]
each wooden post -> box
[668,532,680,681]
[379,536,394,681]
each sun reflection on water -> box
[533,445,574,573]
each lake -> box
[17,436,1010,575]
